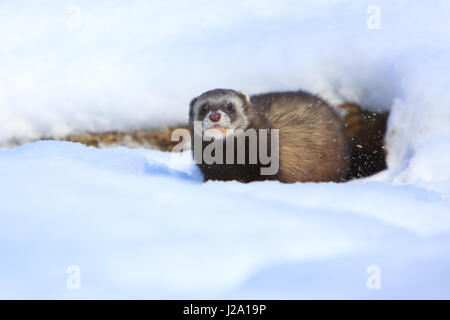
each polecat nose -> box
[209,112,221,122]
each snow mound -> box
[1,0,450,298]
[0,141,449,298]
[1,1,450,187]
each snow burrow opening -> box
[59,103,390,182]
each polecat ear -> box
[189,97,198,109]
[189,97,198,121]
[238,91,251,106]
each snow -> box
[1,0,450,298]
[1,141,450,299]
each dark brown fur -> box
[189,89,350,183]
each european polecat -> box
[189,89,350,183]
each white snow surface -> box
[1,141,450,299]
[1,0,450,298]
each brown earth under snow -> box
[58,104,388,180]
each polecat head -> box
[189,89,251,138]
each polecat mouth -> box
[204,125,231,135]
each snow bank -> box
[0,0,450,192]
[0,141,449,299]
[1,0,450,298]
[1,1,450,181]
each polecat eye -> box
[200,105,208,114]
[227,103,234,112]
